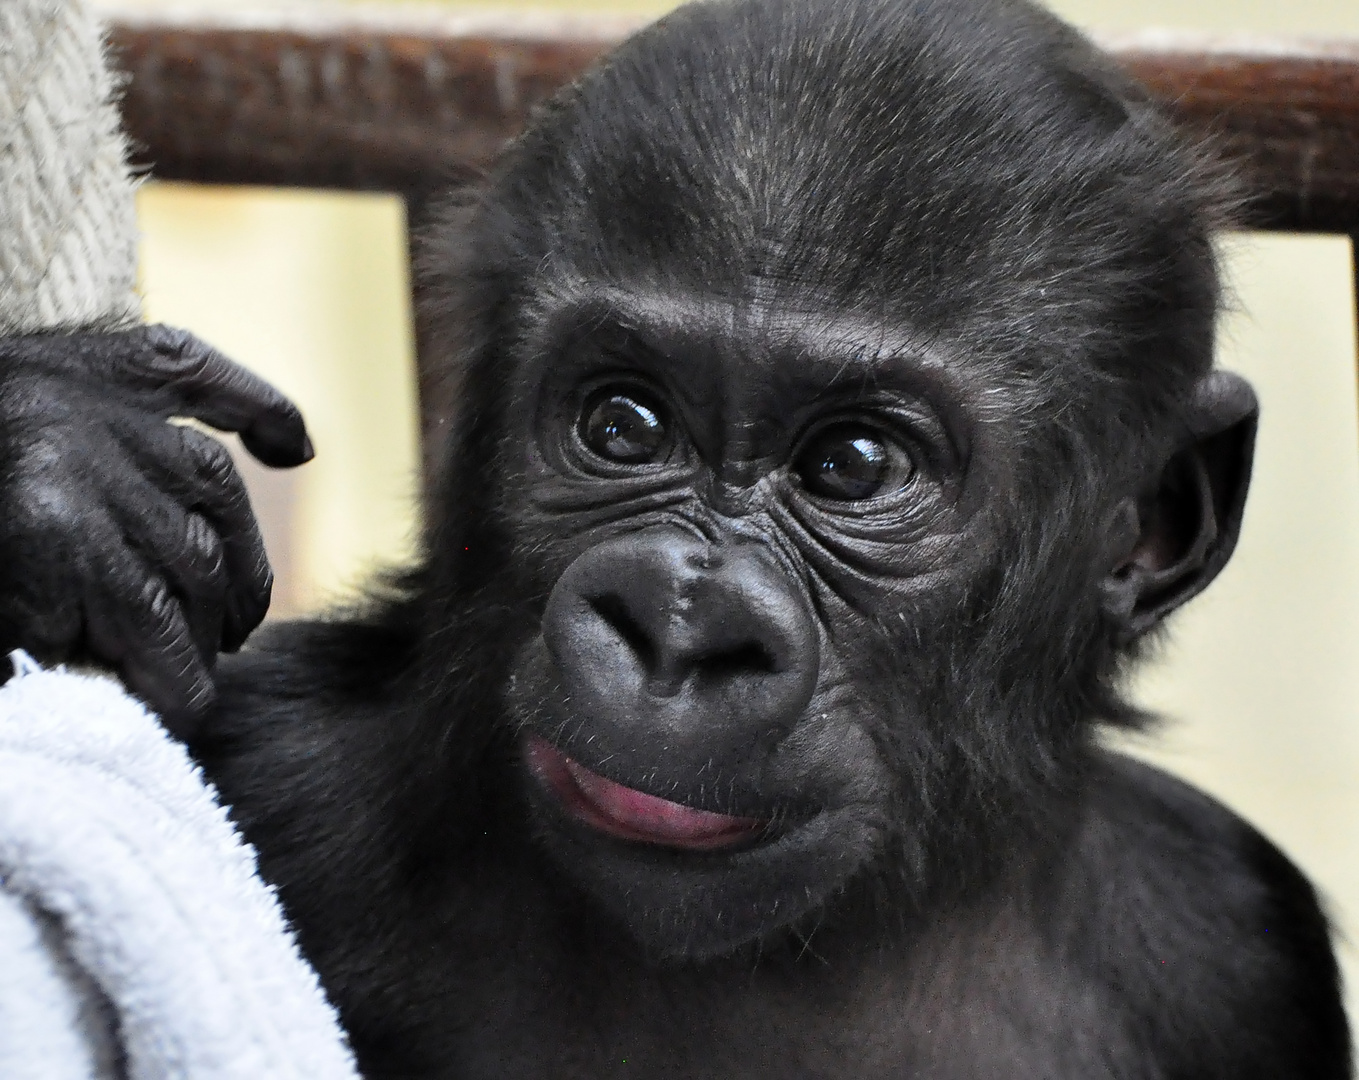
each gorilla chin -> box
[520,734,882,961]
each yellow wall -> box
[130,0,1359,1033]
[137,184,421,613]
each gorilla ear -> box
[1101,371,1258,638]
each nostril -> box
[587,593,657,673]
[695,642,779,681]
[586,593,781,689]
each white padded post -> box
[0,7,359,1076]
[0,0,141,334]
[0,4,141,1073]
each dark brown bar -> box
[1115,41,1359,234]
[107,13,622,202]
[107,16,1359,232]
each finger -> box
[85,551,215,738]
[122,325,314,468]
[97,453,230,660]
[113,419,273,651]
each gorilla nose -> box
[541,529,819,771]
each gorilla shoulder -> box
[1055,752,1349,1078]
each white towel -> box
[0,655,360,1079]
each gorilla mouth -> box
[524,736,768,851]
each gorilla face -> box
[420,0,1255,963]
[492,294,1035,958]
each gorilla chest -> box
[421,910,1126,1080]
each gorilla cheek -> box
[761,707,892,811]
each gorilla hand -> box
[0,325,312,734]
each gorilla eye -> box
[794,425,904,500]
[579,389,670,464]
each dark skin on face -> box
[0,0,1351,1076]
[480,260,1265,962]
[501,294,990,955]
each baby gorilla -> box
[0,0,1349,1076]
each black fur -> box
[194,0,1348,1073]
[2,0,1349,1075]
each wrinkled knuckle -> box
[256,563,275,602]
[185,513,227,578]
[170,351,214,385]
[138,577,179,628]
[186,677,217,713]
[137,327,211,383]
[144,324,194,360]
[245,543,272,585]
[190,435,242,491]
[241,554,273,602]
[144,323,184,347]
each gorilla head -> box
[409,0,1252,960]
[7,0,1347,1072]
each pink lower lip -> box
[524,736,766,851]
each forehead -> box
[513,0,1172,385]
[530,283,962,389]
[494,0,1212,446]
[554,13,1115,282]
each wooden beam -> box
[105,9,631,201]
[105,12,1359,233]
[1109,33,1359,234]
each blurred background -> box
[108,0,1359,1027]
